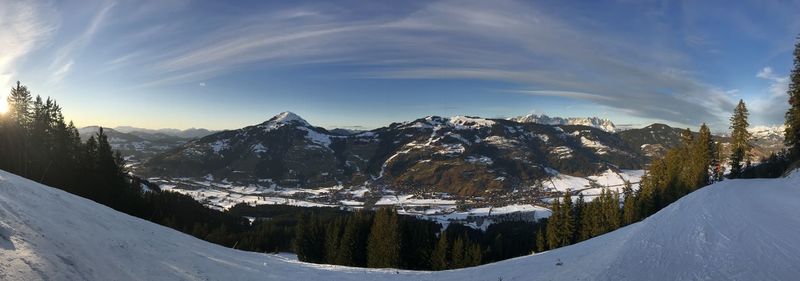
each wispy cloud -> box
[114,0,735,127]
[505,90,615,101]
[750,66,790,125]
[0,1,57,89]
[48,0,115,83]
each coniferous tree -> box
[466,243,482,267]
[451,236,465,268]
[621,180,637,225]
[431,232,449,270]
[786,36,800,158]
[535,227,546,252]
[559,191,573,246]
[7,81,32,128]
[367,208,401,268]
[295,213,326,263]
[336,211,370,266]
[4,81,33,176]
[324,218,343,264]
[693,124,715,186]
[545,198,560,249]
[729,100,752,177]
[572,193,585,242]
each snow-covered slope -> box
[2,169,799,280]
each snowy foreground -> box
[1,169,799,281]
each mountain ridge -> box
[510,114,617,132]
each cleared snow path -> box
[1,169,799,280]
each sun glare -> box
[0,100,7,115]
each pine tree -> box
[450,236,465,268]
[572,193,585,242]
[622,181,637,225]
[324,218,343,264]
[367,208,401,268]
[559,191,573,246]
[7,81,32,128]
[295,213,326,263]
[579,198,598,240]
[693,124,714,187]
[466,243,482,266]
[545,198,560,249]
[336,212,370,266]
[4,81,33,176]
[729,100,751,177]
[431,232,449,270]
[786,36,800,158]
[535,227,546,252]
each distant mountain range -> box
[113,126,217,139]
[509,114,617,132]
[78,112,785,197]
[138,112,645,195]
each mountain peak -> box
[267,111,309,126]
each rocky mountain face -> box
[510,114,617,132]
[138,112,645,196]
[749,125,786,155]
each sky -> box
[0,0,798,132]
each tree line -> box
[294,207,543,270]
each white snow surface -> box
[2,169,800,280]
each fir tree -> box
[295,213,326,263]
[573,193,585,242]
[622,181,637,225]
[7,81,32,128]
[367,208,401,268]
[336,211,370,266]
[729,100,751,177]
[545,198,560,249]
[466,243,482,267]
[324,218,343,264]
[786,36,800,158]
[559,191,573,246]
[535,227,546,252]
[451,236,465,268]
[431,232,449,270]
[693,124,715,186]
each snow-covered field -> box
[2,169,799,280]
[545,169,644,198]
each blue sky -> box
[0,0,798,131]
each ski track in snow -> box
[1,169,800,280]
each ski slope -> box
[1,169,799,280]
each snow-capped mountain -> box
[749,125,786,153]
[510,114,617,132]
[139,112,645,196]
[2,168,799,280]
